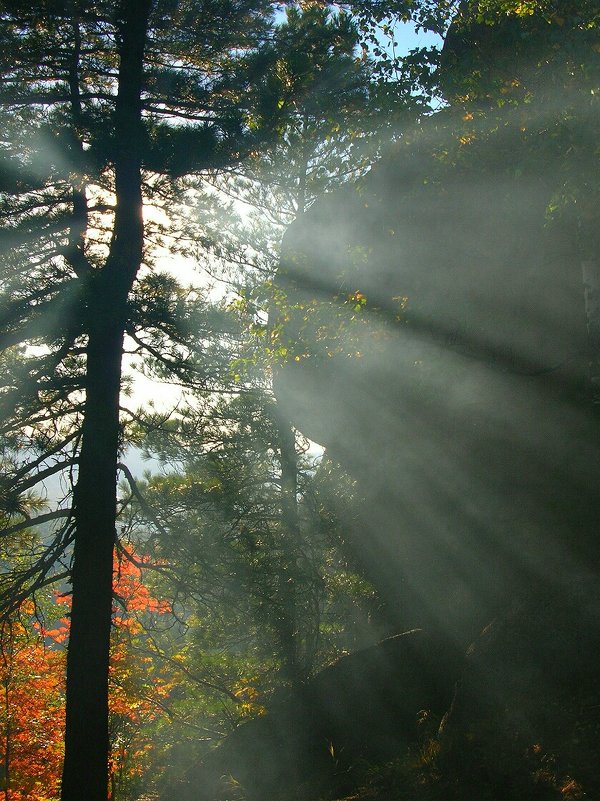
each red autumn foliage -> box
[1,551,172,800]
[0,604,65,801]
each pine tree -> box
[0,2,437,797]
[0,2,286,797]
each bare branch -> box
[0,509,72,538]
[117,461,169,539]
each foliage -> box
[0,550,175,801]
[136,390,375,668]
[3,1,599,799]
[0,602,64,801]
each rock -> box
[171,629,462,801]
[437,584,600,799]
[273,109,600,645]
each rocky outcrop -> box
[273,113,600,645]
[171,630,461,801]
[435,582,600,799]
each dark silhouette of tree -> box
[0,1,290,797]
[0,2,418,797]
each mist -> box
[3,2,600,800]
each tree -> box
[151,5,417,688]
[0,2,287,797]
[0,550,174,801]
[0,2,454,797]
[0,602,64,801]
[131,390,377,728]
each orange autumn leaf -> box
[3,549,173,799]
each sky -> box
[123,12,444,476]
[130,14,443,394]
[380,18,442,56]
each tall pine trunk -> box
[277,419,302,685]
[60,2,151,798]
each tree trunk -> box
[580,214,600,395]
[60,2,151,799]
[296,109,309,216]
[277,418,303,685]
[272,121,311,685]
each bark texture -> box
[60,2,151,798]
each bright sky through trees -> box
[126,14,442,417]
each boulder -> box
[172,630,461,801]
[437,583,600,799]
[274,114,600,644]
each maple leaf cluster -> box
[1,553,173,800]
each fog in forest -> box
[1,3,600,801]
